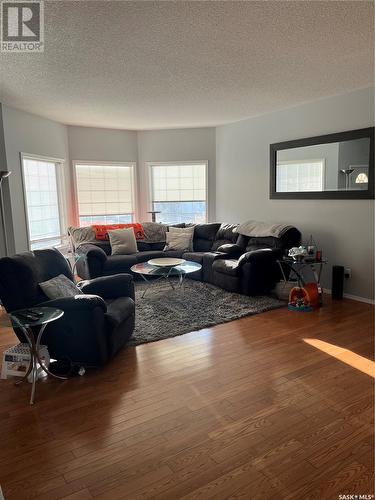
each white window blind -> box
[75,163,135,225]
[22,156,65,250]
[149,163,207,224]
[276,159,324,192]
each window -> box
[276,159,325,192]
[149,162,207,224]
[22,155,66,250]
[74,162,136,226]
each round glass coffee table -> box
[131,260,202,298]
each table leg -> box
[139,273,151,298]
[26,326,38,405]
[34,324,68,381]
[14,327,34,385]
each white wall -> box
[137,128,216,221]
[216,87,375,300]
[2,106,71,253]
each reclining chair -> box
[0,249,135,366]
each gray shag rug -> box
[128,279,284,346]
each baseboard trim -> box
[323,288,375,305]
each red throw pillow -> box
[92,223,145,241]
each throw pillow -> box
[163,232,192,252]
[67,226,96,250]
[169,226,194,251]
[39,274,83,299]
[108,227,138,255]
[140,222,169,243]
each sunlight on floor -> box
[304,338,375,378]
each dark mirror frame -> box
[270,127,374,200]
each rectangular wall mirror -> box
[270,127,374,199]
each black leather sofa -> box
[74,222,301,296]
[0,249,135,366]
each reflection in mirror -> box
[276,138,370,193]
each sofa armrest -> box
[238,248,283,266]
[78,274,135,301]
[76,244,107,279]
[216,244,244,258]
[39,294,107,312]
[77,243,107,261]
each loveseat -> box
[71,222,301,296]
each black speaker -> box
[332,265,344,300]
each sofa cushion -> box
[108,228,138,255]
[211,223,239,251]
[39,274,83,299]
[181,252,205,264]
[212,258,240,277]
[163,250,184,259]
[193,223,221,252]
[105,297,135,328]
[103,255,138,275]
[164,232,192,252]
[169,226,194,250]
[135,251,165,263]
[140,222,169,243]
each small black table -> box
[10,307,66,405]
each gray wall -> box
[0,104,14,257]
[67,126,138,163]
[67,126,216,222]
[2,105,71,253]
[137,128,216,221]
[338,138,370,190]
[1,112,215,252]
[216,87,375,300]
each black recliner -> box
[0,249,135,366]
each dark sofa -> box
[73,222,301,296]
[0,249,135,366]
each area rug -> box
[128,279,284,346]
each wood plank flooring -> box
[0,297,373,499]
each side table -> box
[9,307,67,405]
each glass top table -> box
[9,307,66,405]
[131,260,202,298]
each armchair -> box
[0,249,135,366]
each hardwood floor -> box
[0,297,373,500]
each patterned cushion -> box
[39,274,83,299]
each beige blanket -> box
[234,220,292,238]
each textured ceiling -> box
[0,1,374,130]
